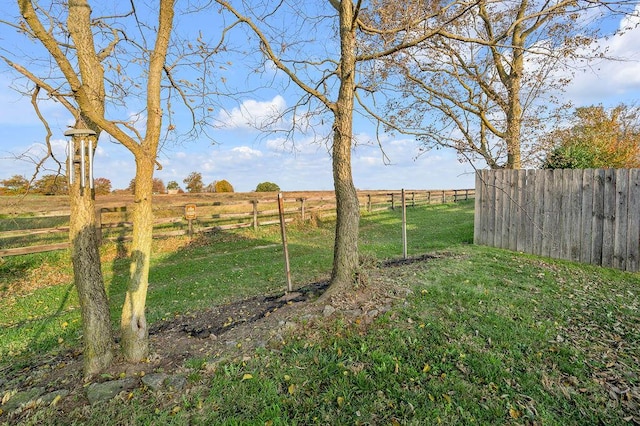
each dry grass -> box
[0,191,339,215]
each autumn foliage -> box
[543,105,640,169]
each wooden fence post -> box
[442,190,446,203]
[299,198,306,221]
[401,189,407,259]
[252,200,258,230]
[367,194,372,213]
[390,193,395,210]
[96,207,103,246]
[277,193,293,292]
[427,191,431,204]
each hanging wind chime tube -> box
[80,138,86,189]
[88,139,94,189]
[64,127,97,191]
[67,138,74,185]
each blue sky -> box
[0,3,639,193]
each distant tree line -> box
[0,170,283,196]
[0,174,112,196]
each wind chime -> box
[64,128,97,192]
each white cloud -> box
[231,146,262,158]
[216,95,287,130]
[563,7,640,105]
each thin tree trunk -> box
[326,0,360,297]
[120,154,155,361]
[69,132,113,377]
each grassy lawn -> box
[1,200,639,424]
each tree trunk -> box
[69,132,114,377]
[325,0,360,297]
[505,79,523,169]
[505,22,524,169]
[120,153,155,361]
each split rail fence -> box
[1,188,474,257]
[474,169,640,272]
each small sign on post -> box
[185,204,197,238]
[185,204,197,219]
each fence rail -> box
[1,188,474,257]
[474,169,640,272]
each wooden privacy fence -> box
[1,188,474,257]
[474,169,640,272]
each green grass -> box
[2,200,639,425]
[0,202,473,362]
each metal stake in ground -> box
[277,192,293,292]
[402,189,407,259]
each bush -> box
[255,182,280,192]
[215,179,234,193]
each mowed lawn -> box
[1,200,639,425]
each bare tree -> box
[1,1,223,374]
[373,0,638,169]
[214,0,476,296]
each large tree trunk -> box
[69,132,114,377]
[504,17,524,169]
[505,75,523,169]
[326,0,360,297]
[121,153,156,362]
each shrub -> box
[215,179,234,193]
[255,181,280,192]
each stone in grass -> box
[142,373,186,392]
[86,378,136,405]
[165,375,186,391]
[1,387,46,412]
[141,373,169,391]
[323,305,336,317]
[40,389,70,406]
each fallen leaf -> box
[337,396,345,407]
[509,407,521,419]
[242,373,253,381]
[50,394,62,407]
[288,384,296,395]
[423,364,431,373]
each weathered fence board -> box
[475,169,640,272]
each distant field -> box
[0,191,337,215]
